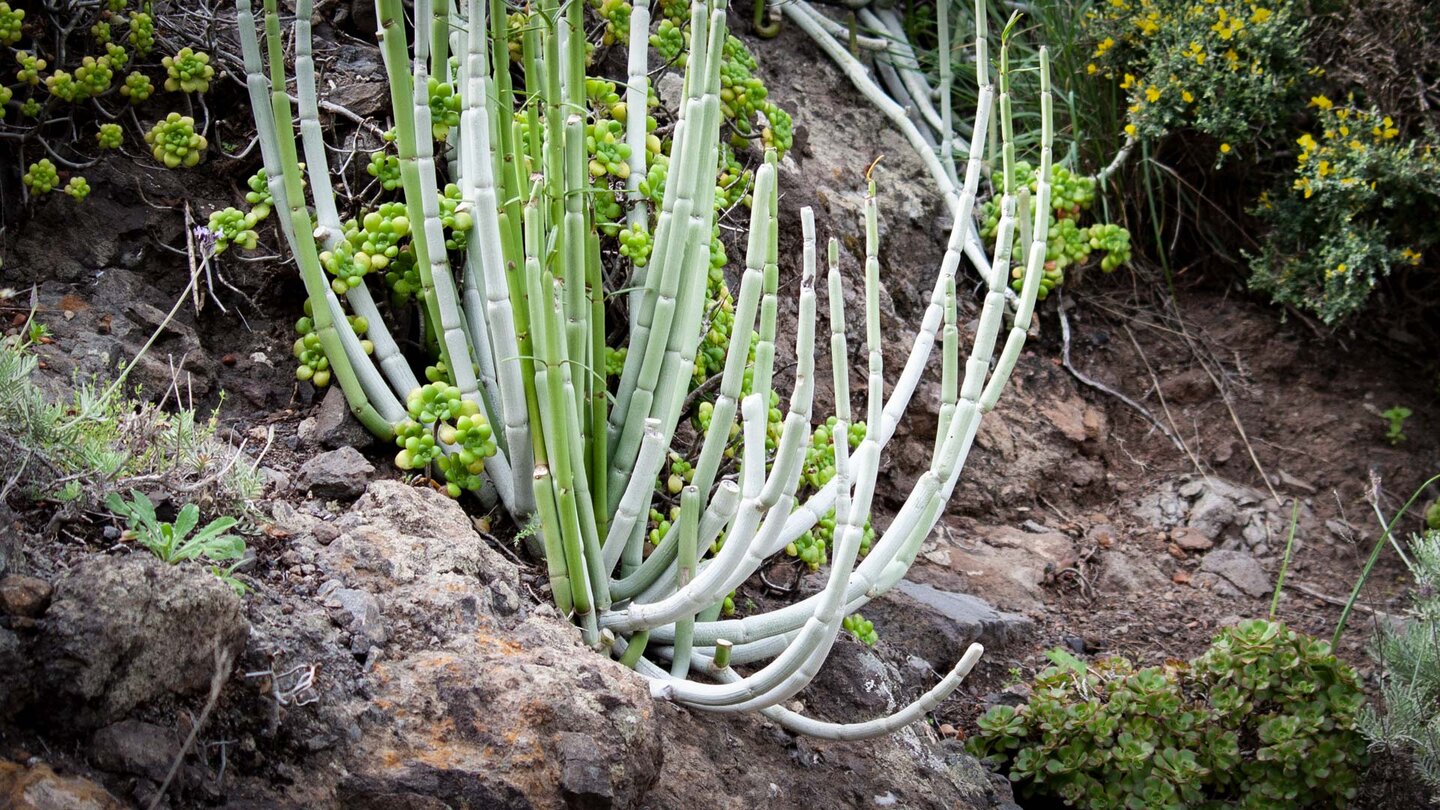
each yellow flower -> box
[1309,95,1333,111]
[1182,90,1195,103]
[1400,247,1422,266]
[1094,36,1116,57]
[1121,73,1137,89]
[1293,176,1313,198]
[1220,143,1231,154]
[1145,86,1162,102]
[1087,63,1099,75]
[1317,160,1332,178]
[1250,7,1273,23]
[1125,123,1138,137]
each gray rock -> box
[301,385,374,450]
[35,556,248,728]
[1199,551,1272,599]
[324,587,388,650]
[1095,552,1169,595]
[866,580,1032,670]
[1187,489,1239,540]
[91,720,179,781]
[296,446,375,500]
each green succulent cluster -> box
[842,613,877,646]
[293,303,373,387]
[427,76,461,141]
[320,202,413,293]
[980,161,1133,300]
[91,19,111,44]
[127,10,154,56]
[46,55,114,100]
[22,159,59,194]
[64,176,91,200]
[144,112,207,168]
[208,207,261,253]
[0,1,23,46]
[19,97,38,116]
[392,383,498,496]
[367,150,402,190]
[96,122,123,149]
[971,620,1367,810]
[245,168,275,218]
[590,0,633,45]
[15,51,45,85]
[104,42,129,69]
[121,69,153,102]
[438,182,473,250]
[162,47,214,93]
[0,85,13,115]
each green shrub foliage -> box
[1361,529,1440,802]
[970,619,1367,809]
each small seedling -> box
[1382,406,1413,445]
[105,490,248,593]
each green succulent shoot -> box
[162,47,214,93]
[207,207,260,253]
[0,1,23,46]
[22,159,59,194]
[15,50,46,85]
[64,177,91,201]
[120,70,153,102]
[97,122,124,149]
[127,11,154,56]
[144,112,207,168]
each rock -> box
[339,615,663,810]
[295,446,374,500]
[1170,527,1213,552]
[0,627,33,717]
[0,575,53,618]
[34,556,248,728]
[1187,488,1240,540]
[301,385,374,450]
[1094,552,1169,595]
[0,759,127,810]
[1198,551,1271,599]
[90,720,179,781]
[324,587,388,651]
[941,524,1076,611]
[866,581,1033,670]
[806,638,902,718]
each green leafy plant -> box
[1383,406,1414,445]
[971,619,1367,809]
[120,69,153,102]
[144,111,207,168]
[105,490,248,593]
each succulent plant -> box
[162,47,214,93]
[120,70,153,102]
[64,176,91,200]
[96,122,123,149]
[22,159,59,194]
[0,1,23,46]
[144,112,207,168]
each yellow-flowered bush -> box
[1249,97,1439,323]
[1085,0,1308,157]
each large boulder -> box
[34,555,248,728]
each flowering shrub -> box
[1249,97,1440,323]
[1085,0,1308,156]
